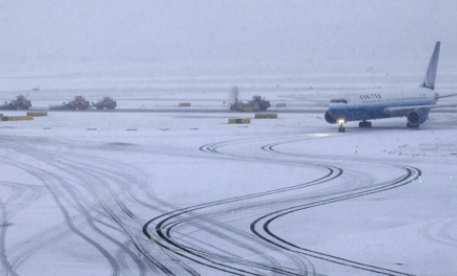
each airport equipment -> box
[1,116,33,121]
[255,113,277,119]
[27,111,48,117]
[229,86,271,112]
[0,95,32,110]
[230,95,271,112]
[50,95,90,110]
[93,97,117,110]
[228,118,251,124]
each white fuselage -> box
[328,88,437,122]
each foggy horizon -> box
[1,0,457,68]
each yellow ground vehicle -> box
[93,97,117,110]
[0,95,32,110]
[50,95,90,110]
[230,95,271,112]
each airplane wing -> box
[384,103,457,115]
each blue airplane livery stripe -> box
[329,98,435,121]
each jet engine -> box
[407,109,429,126]
[324,111,337,124]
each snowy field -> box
[1,64,457,276]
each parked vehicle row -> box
[0,95,117,110]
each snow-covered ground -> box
[1,64,457,276]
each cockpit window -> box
[330,99,348,104]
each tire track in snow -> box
[145,133,421,276]
[10,162,122,276]
[0,137,161,275]
[252,137,422,275]
[0,181,45,276]
[143,136,344,275]
[0,196,19,276]
[47,152,189,275]
[421,218,457,248]
[13,136,207,275]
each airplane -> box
[324,41,457,132]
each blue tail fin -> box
[420,41,440,90]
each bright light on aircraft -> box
[337,119,345,124]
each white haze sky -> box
[1,0,456,65]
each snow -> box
[1,65,457,276]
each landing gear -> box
[406,122,420,129]
[338,120,346,133]
[359,121,372,128]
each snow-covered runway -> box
[1,108,456,275]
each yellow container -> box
[5,116,34,121]
[228,118,251,124]
[27,111,48,117]
[255,113,277,119]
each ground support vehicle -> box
[49,95,90,110]
[0,95,32,110]
[230,95,271,112]
[92,97,117,110]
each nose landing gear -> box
[337,119,346,133]
[406,122,420,128]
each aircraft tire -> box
[406,122,419,129]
